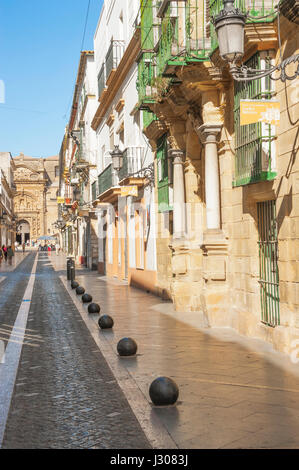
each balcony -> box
[97,64,106,100]
[98,164,114,195]
[138,0,277,104]
[105,40,125,83]
[118,147,145,181]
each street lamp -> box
[213,0,246,64]
[212,0,299,82]
[110,145,124,171]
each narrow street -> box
[0,250,299,449]
[0,251,151,449]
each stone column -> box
[168,148,186,239]
[197,124,222,230]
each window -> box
[234,51,276,187]
[257,200,280,326]
[157,134,172,212]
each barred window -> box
[233,51,277,187]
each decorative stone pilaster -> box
[195,124,228,284]
[168,148,186,240]
[197,124,222,230]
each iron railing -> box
[98,164,113,195]
[105,40,125,81]
[257,200,280,327]
[233,52,276,186]
[118,147,145,181]
[137,0,277,105]
[97,64,106,99]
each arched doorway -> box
[16,220,30,245]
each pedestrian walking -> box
[22,242,25,253]
[2,245,7,262]
[55,242,60,255]
[7,246,14,265]
[0,246,3,265]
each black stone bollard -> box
[71,281,79,289]
[98,315,114,329]
[70,262,76,282]
[88,303,101,314]
[117,337,137,357]
[76,286,85,295]
[149,377,179,406]
[82,293,92,303]
[67,259,71,280]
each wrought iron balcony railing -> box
[97,64,106,99]
[137,0,277,104]
[118,147,145,181]
[98,164,114,196]
[105,40,125,82]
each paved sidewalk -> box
[51,254,299,449]
[0,251,30,273]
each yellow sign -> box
[240,100,280,126]
[120,186,138,197]
[57,197,65,204]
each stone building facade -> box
[137,0,299,354]
[13,153,59,243]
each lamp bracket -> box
[230,53,299,82]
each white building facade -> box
[91,0,157,291]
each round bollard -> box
[82,293,92,303]
[76,286,85,295]
[117,337,137,357]
[98,315,114,329]
[71,281,79,290]
[88,303,101,314]
[149,377,179,406]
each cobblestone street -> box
[1,250,299,449]
[0,252,150,449]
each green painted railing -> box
[257,200,280,327]
[138,0,277,105]
[156,0,210,77]
[137,52,157,104]
[233,52,276,186]
[98,164,113,195]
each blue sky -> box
[0,0,103,157]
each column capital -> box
[168,148,185,162]
[196,124,222,145]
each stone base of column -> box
[169,239,205,312]
[201,229,228,283]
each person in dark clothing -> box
[2,245,7,262]
[7,246,14,265]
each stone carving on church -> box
[14,194,37,212]
[14,166,40,181]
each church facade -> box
[13,153,59,244]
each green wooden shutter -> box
[157,134,172,212]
